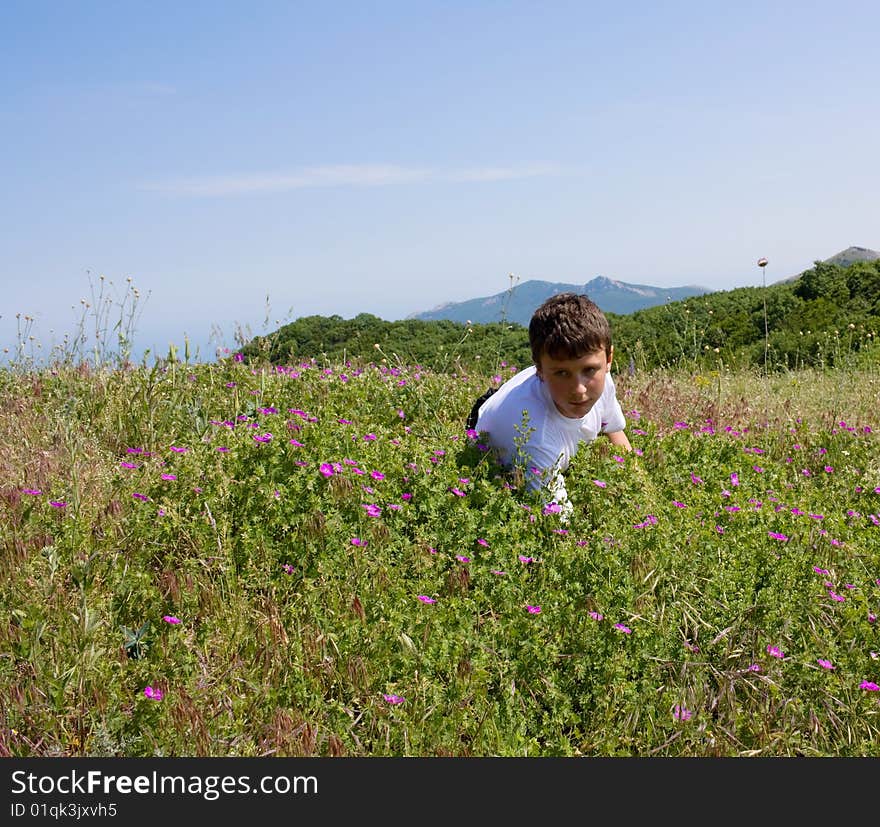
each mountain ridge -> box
[410,276,712,326]
[411,246,879,326]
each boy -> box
[471,293,631,517]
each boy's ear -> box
[607,345,614,367]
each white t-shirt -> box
[474,365,626,511]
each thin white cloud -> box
[138,162,562,196]
[448,162,563,182]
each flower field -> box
[1,355,878,756]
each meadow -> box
[1,336,879,756]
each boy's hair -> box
[528,293,612,364]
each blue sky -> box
[3,1,878,363]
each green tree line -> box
[243,314,534,372]
[242,259,880,372]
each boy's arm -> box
[605,429,632,451]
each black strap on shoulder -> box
[465,387,497,431]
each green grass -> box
[1,354,878,756]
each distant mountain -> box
[775,246,880,284]
[409,276,712,326]
[823,246,880,267]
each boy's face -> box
[536,347,612,419]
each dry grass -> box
[617,367,880,435]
